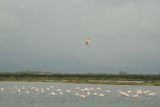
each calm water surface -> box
[0,82,160,107]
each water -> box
[0,82,160,107]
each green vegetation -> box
[0,72,160,86]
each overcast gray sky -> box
[0,0,160,74]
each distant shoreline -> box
[0,78,160,86]
[0,72,160,86]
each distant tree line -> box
[0,72,160,81]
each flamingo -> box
[131,94,139,98]
[66,90,71,92]
[120,92,129,97]
[0,88,4,91]
[98,93,105,96]
[79,94,86,98]
[17,89,21,94]
[50,92,56,96]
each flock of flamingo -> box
[0,85,158,99]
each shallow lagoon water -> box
[0,82,160,107]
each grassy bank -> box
[0,72,160,86]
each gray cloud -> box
[0,0,160,73]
